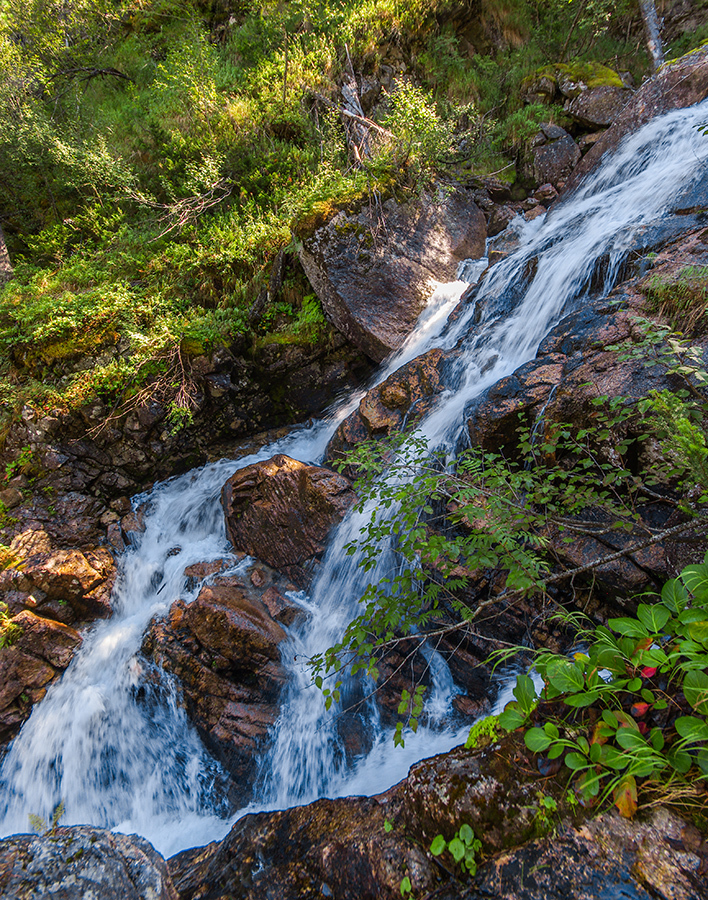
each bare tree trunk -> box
[0,224,12,285]
[639,0,664,71]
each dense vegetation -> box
[0,0,696,434]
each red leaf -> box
[640,667,657,678]
[631,702,650,718]
[637,721,648,735]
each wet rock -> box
[222,455,356,586]
[0,827,178,900]
[169,796,435,900]
[487,205,518,237]
[533,183,558,207]
[327,349,447,467]
[466,356,565,453]
[298,188,486,361]
[0,647,55,744]
[142,571,290,798]
[0,612,81,743]
[469,807,706,900]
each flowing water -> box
[1,101,708,857]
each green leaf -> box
[683,669,708,715]
[600,745,631,770]
[649,727,665,751]
[498,708,526,731]
[543,722,560,740]
[681,564,708,601]
[548,743,565,760]
[430,835,446,856]
[667,747,692,774]
[636,604,671,633]
[687,620,708,646]
[662,578,688,613]
[565,752,589,771]
[608,618,650,639]
[565,691,600,708]
[513,673,537,714]
[448,837,465,863]
[400,876,412,897]
[616,729,647,751]
[459,823,474,845]
[524,727,552,753]
[547,658,585,694]
[675,716,708,743]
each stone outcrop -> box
[0,532,114,625]
[0,827,178,900]
[141,566,296,799]
[0,610,81,743]
[565,44,708,193]
[326,349,447,469]
[0,528,114,742]
[298,188,487,361]
[167,730,705,900]
[526,124,581,187]
[222,455,356,586]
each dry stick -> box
[311,92,395,138]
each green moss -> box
[531,61,624,90]
[464,714,501,750]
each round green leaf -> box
[680,564,708,602]
[662,578,688,614]
[674,715,708,743]
[448,837,465,863]
[430,835,446,856]
[565,751,589,771]
[524,727,552,753]
[683,669,708,715]
[547,658,585,694]
[459,823,474,845]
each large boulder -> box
[0,827,178,900]
[298,188,487,361]
[565,84,631,128]
[222,455,356,586]
[0,530,115,625]
[142,569,290,799]
[526,124,581,187]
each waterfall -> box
[1,100,707,857]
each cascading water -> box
[1,100,707,857]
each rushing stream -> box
[1,100,708,857]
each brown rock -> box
[222,455,355,586]
[13,610,82,668]
[565,84,632,128]
[142,573,289,798]
[529,128,581,186]
[327,349,446,466]
[0,647,54,743]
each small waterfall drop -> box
[1,100,707,856]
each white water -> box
[1,101,708,856]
